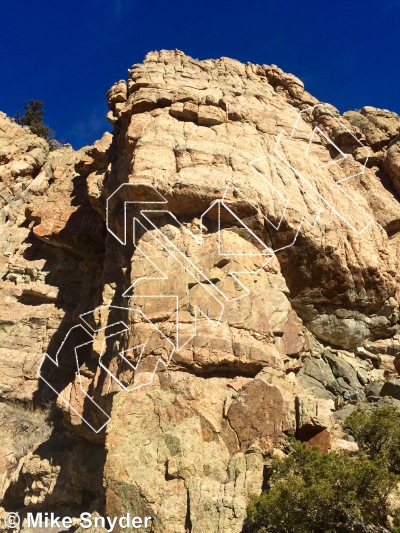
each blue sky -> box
[1,0,399,148]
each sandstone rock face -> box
[105,372,264,533]
[0,51,399,532]
[0,112,108,526]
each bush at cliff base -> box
[244,406,400,533]
[345,406,400,474]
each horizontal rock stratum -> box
[0,50,400,532]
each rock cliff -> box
[0,50,400,532]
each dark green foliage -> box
[345,406,400,473]
[14,99,53,141]
[245,408,400,533]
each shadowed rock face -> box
[0,50,399,531]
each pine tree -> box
[14,99,53,141]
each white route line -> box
[38,324,110,433]
[39,103,374,433]
[38,305,175,431]
[245,157,323,253]
[272,103,373,235]
[126,217,225,351]
[106,183,168,245]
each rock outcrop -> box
[0,50,399,532]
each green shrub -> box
[14,99,53,141]
[244,434,398,532]
[345,406,400,473]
